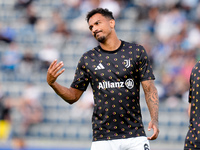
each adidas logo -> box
[95,63,105,70]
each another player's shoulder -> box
[195,60,200,67]
[192,60,200,74]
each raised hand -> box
[47,59,65,86]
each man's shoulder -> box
[82,46,99,56]
[196,60,200,67]
[192,60,200,74]
[122,40,144,49]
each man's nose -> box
[92,26,98,33]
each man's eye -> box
[89,26,93,30]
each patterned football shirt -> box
[71,40,155,141]
[184,60,200,149]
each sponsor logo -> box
[95,63,105,70]
[98,81,124,89]
[98,79,134,89]
[125,79,134,89]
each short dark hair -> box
[86,8,114,23]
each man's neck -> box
[100,37,121,51]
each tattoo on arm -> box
[142,80,159,123]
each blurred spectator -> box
[0,35,12,44]
[1,42,21,74]
[60,0,81,20]
[80,0,121,18]
[14,0,33,10]
[18,50,38,80]
[0,32,13,44]
[147,7,159,33]
[5,83,43,149]
[159,49,196,103]
[25,4,39,27]
[99,0,121,18]
[0,95,10,122]
[79,0,100,15]
[0,84,11,141]
[0,24,15,44]
[154,5,186,43]
[17,83,43,135]
[180,0,199,20]
[195,3,200,20]
[50,10,71,37]
[8,83,43,137]
[38,44,60,71]
[184,20,200,50]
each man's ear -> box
[110,19,115,29]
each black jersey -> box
[71,41,155,141]
[184,60,200,149]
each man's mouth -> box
[94,31,102,38]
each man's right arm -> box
[47,59,84,104]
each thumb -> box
[148,121,153,131]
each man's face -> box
[88,13,114,43]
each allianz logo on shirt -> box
[98,79,134,90]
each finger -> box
[147,132,155,140]
[49,59,57,69]
[147,126,158,140]
[52,61,64,75]
[147,128,154,140]
[56,68,65,77]
[148,122,152,131]
[147,132,156,140]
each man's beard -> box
[94,31,106,43]
[97,36,106,43]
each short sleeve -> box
[188,74,193,103]
[188,64,197,103]
[137,46,155,81]
[70,55,90,91]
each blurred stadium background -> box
[0,0,199,149]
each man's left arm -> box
[141,80,159,140]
